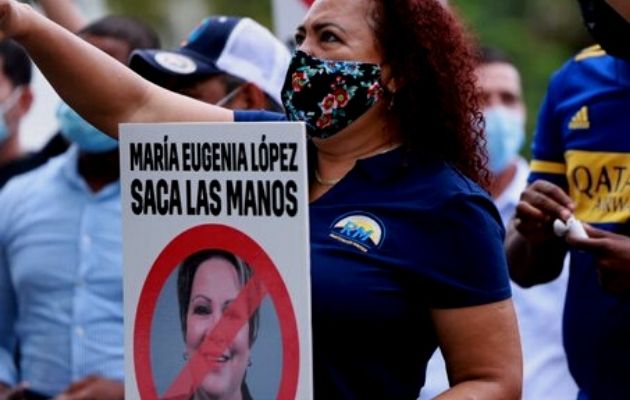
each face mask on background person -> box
[484,106,525,174]
[0,87,23,144]
[57,102,118,153]
[281,50,385,139]
[578,0,630,61]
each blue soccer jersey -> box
[236,111,512,398]
[529,47,630,398]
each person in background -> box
[0,0,91,188]
[0,15,159,400]
[0,39,32,188]
[0,0,523,397]
[37,0,86,33]
[422,47,578,400]
[129,15,289,111]
[506,0,630,398]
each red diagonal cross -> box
[162,274,267,400]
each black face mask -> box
[578,0,630,61]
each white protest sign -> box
[119,122,312,400]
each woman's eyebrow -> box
[312,22,347,34]
[297,21,347,34]
[192,294,212,303]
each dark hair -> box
[177,249,260,346]
[372,0,489,187]
[0,40,31,87]
[79,15,160,52]
[478,46,515,67]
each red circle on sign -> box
[302,0,314,6]
[134,224,300,399]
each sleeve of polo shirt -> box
[423,194,511,308]
[528,66,570,190]
[233,110,286,122]
[0,185,19,386]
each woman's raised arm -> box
[0,0,233,138]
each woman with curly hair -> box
[0,0,521,397]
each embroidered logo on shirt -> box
[569,106,590,130]
[329,213,385,252]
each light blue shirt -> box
[0,146,123,396]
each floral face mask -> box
[281,50,385,139]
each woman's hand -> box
[567,225,630,296]
[0,382,29,400]
[0,0,33,41]
[54,376,123,400]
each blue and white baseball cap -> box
[130,16,290,105]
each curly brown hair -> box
[372,0,489,188]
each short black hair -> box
[478,46,515,67]
[0,40,31,87]
[79,15,160,52]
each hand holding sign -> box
[54,376,123,400]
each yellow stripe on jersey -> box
[574,45,606,62]
[580,44,602,53]
[565,150,630,224]
[530,160,566,175]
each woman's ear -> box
[380,64,398,94]
[15,85,33,118]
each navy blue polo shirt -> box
[529,47,630,398]
[236,110,512,399]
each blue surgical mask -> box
[57,102,118,153]
[0,118,8,145]
[484,106,525,174]
[0,87,23,145]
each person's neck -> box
[489,161,518,199]
[0,134,22,167]
[310,106,401,200]
[78,150,120,193]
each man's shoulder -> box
[573,44,607,63]
[1,151,69,199]
[553,46,617,84]
[0,153,37,188]
[544,46,625,113]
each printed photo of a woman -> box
[176,249,259,400]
